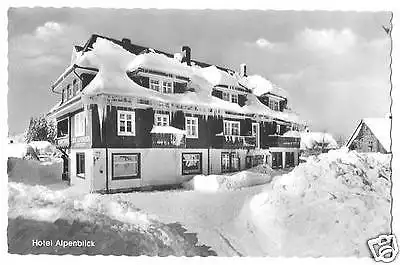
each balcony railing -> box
[55,136,69,148]
[264,135,300,148]
[214,135,256,149]
[151,133,186,148]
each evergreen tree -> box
[24,115,56,144]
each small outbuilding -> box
[346,118,391,154]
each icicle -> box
[97,96,107,142]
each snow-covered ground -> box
[239,148,391,257]
[8,148,391,257]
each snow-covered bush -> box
[243,148,391,257]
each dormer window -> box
[269,98,280,111]
[222,91,239,104]
[72,79,79,96]
[231,93,238,104]
[66,84,72,100]
[162,81,173,93]
[150,79,160,92]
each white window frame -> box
[117,110,135,136]
[185,117,199,139]
[74,111,86,137]
[154,113,170,126]
[150,79,160,92]
[269,98,280,111]
[222,91,230,101]
[162,80,173,93]
[230,93,239,104]
[276,124,281,135]
[223,120,240,136]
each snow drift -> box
[8,182,216,256]
[183,164,274,192]
[242,148,391,257]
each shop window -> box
[182,153,202,175]
[221,152,240,173]
[112,153,140,180]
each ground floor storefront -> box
[66,147,300,192]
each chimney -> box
[122,38,131,49]
[239,63,247,77]
[182,46,191,66]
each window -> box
[74,111,86,137]
[231,93,239,104]
[269,98,280,111]
[72,79,79,96]
[221,152,240,173]
[66,84,72,100]
[150,79,160,92]
[76,152,85,178]
[62,89,67,103]
[182,153,202,175]
[162,81,173,93]
[221,153,230,172]
[57,118,69,138]
[276,124,281,135]
[118,110,135,136]
[223,120,240,136]
[222,91,230,101]
[112,153,140,180]
[185,117,198,138]
[155,113,170,126]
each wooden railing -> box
[151,133,186,148]
[263,135,300,148]
[214,135,256,149]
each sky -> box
[7,8,392,138]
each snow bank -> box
[243,149,391,257]
[300,132,338,150]
[183,165,274,192]
[7,143,39,160]
[8,157,63,185]
[8,182,216,256]
[28,141,57,156]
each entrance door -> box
[272,152,283,169]
[252,123,260,149]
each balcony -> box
[214,135,256,149]
[55,136,70,148]
[151,133,186,148]
[264,135,300,148]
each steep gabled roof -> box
[346,118,391,152]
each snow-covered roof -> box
[347,118,391,152]
[61,36,301,124]
[300,132,338,150]
[127,51,193,77]
[239,75,288,99]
